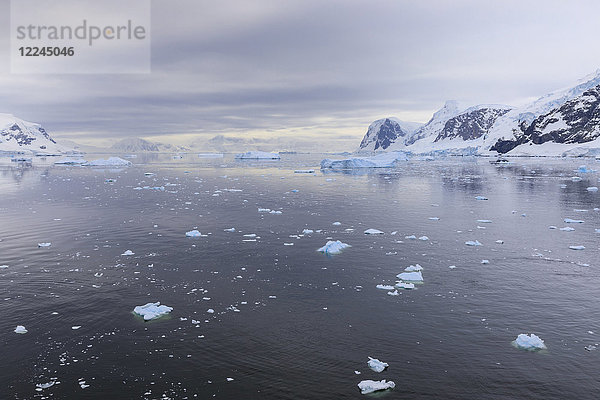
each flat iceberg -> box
[185,230,202,237]
[564,218,584,223]
[317,240,350,255]
[569,245,585,250]
[14,325,28,334]
[133,302,173,321]
[396,281,415,289]
[367,357,388,372]
[83,157,132,166]
[376,284,395,290]
[364,228,384,235]
[396,271,423,281]
[358,379,395,394]
[514,333,546,350]
[320,152,409,169]
[235,151,280,159]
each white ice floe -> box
[404,264,423,272]
[36,381,56,390]
[495,240,504,244]
[302,229,314,234]
[224,228,236,232]
[396,281,415,289]
[364,228,384,235]
[564,218,584,223]
[133,302,173,321]
[418,236,429,241]
[475,196,488,200]
[317,240,350,255]
[0,265,8,269]
[14,325,28,334]
[121,250,134,256]
[376,284,395,290]
[185,230,202,237]
[587,187,598,192]
[548,226,557,230]
[235,151,280,159]
[405,235,417,239]
[481,259,490,264]
[596,229,600,233]
[477,220,492,223]
[465,240,482,246]
[396,271,423,281]
[83,157,132,166]
[514,333,546,350]
[38,242,51,247]
[258,208,271,212]
[560,227,575,231]
[367,357,388,372]
[387,290,400,296]
[207,309,215,314]
[358,379,395,394]
[569,245,585,250]
[332,221,342,226]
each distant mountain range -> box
[358,69,600,156]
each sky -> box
[1,0,600,152]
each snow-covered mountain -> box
[359,118,423,151]
[110,137,190,153]
[357,69,600,156]
[0,114,74,155]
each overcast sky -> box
[1,0,600,151]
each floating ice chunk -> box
[226,377,235,382]
[121,250,134,256]
[14,325,28,334]
[396,271,423,281]
[569,245,585,250]
[405,235,417,239]
[560,227,575,231]
[514,333,546,350]
[577,165,594,173]
[207,309,215,314]
[294,169,315,173]
[596,229,600,233]
[465,240,482,246]
[585,345,597,351]
[235,151,280,159]
[38,242,51,247]
[36,381,56,390]
[83,157,132,166]
[475,196,488,200]
[564,218,584,223]
[302,229,314,234]
[224,228,236,232]
[396,281,415,289]
[364,228,384,235]
[283,242,294,246]
[376,284,395,290]
[548,226,557,230]
[448,265,457,269]
[428,217,440,220]
[317,240,350,255]
[495,240,504,244]
[332,221,342,226]
[387,290,400,296]
[0,265,8,269]
[133,302,173,321]
[269,210,282,214]
[321,152,408,169]
[418,236,429,241]
[72,326,81,330]
[367,357,388,372]
[587,187,598,192]
[571,176,583,182]
[481,259,490,264]
[258,208,271,212]
[404,264,423,272]
[358,379,395,394]
[477,220,492,223]
[185,230,202,237]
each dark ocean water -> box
[1,154,599,399]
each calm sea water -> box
[1,154,599,399]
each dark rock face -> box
[434,108,510,142]
[359,118,406,150]
[491,84,600,153]
[1,123,36,146]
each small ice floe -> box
[0,265,8,269]
[587,186,599,192]
[36,381,57,390]
[294,169,315,173]
[465,240,482,246]
[564,218,584,223]
[428,217,440,221]
[481,260,490,264]
[258,208,271,212]
[577,165,594,173]
[354,371,361,375]
[571,176,583,182]
[364,228,384,235]
[596,229,600,234]
[224,228,236,232]
[475,196,488,200]
[332,221,342,226]
[495,240,504,244]
[376,284,395,290]
[79,379,90,389]
[38,242,51,247]
[387,290,400,296]
[569,245,585,250]
[83,157,132,166]
[358,379,395,395]
[185,230,202,237]
[121,250,135,256]
[133,302,173,321]
[396,271,423,281]
[72,326,81,330]
[418,236,429,241]
[207,309,215,314]
[269,210,282,214]
[549,226,557,230]
[14,325,28,334]
[283,243,294,246]
[396,281,415,289]
[585,345,597,352]
[448,265,457,269]
[560,227,575,231]
[317,240,350,255]
[302,229,314,234]
[404,264,423,272]
[477,220,492,223]
[367,357,388,372]
[405,235,417,240]
[513,333,546,350]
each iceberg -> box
[317,240,350,255]
[133,302,173,321]
[396,271,423,281]
[396,281,415,289]
[376,284,395,290]
[121,250,134,256]
[302,229,314,234]
[514,333,546,350]
[358,379,395,394]
[83,157,132,166]
[321,152,408,169]
[14,325,28,334]
[367,357,388,372]
[364,228,384,235]
[185,230,202,237]
[404,264,423,272]
[234,151,280,159]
